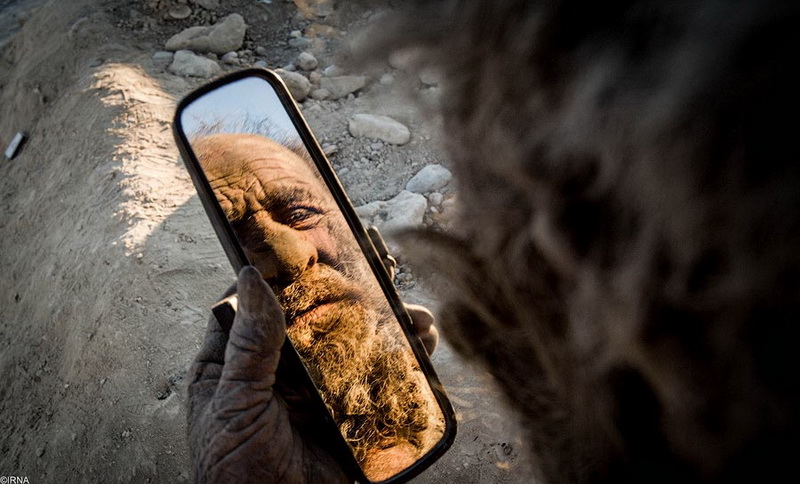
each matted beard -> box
[274,264,444,470]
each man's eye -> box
[285,207,322,228]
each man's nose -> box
[246,218,318,284]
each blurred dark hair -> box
[366,1,800,481]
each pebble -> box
[354,190,427,233]
[348,114,411,145]
[168,50,221,78]
[152,51,174,71]
[379,73,394,85]
[310,88,330,100]
[168,5,192,20]
[405,164,453,193]
[296,51,318,70]
[192,0,220,8]
[428,191,443,206]
[288,37,311,49]
[254,60,268,68]
[320,75,367,99]
[322,144,338,155]
[322,65,344,77]
[418,67,441,85]
[308,71,322,84]
[281,63,297,71]
[220,51,238,64]
[370,141,384,150]
[275,69,311,101]
[290,30,302,38]
[255,46,268,56]
[165,13,247,54]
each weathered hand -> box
[187,266,350,484]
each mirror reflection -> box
[181,75,446,481]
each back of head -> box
[370,1,800,481]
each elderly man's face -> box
[195,133,380,331]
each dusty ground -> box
[0,1,530,482]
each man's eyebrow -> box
[263,186,327,210]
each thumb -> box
[219,266,286,389]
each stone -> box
[191,0,220,9]
[254,60,268,68]
[379,73,394,85]
[296,51,318,70]
[348,114,410,145]
[294,0,335,17]
[322,65,343,77]
[320,76,367,99]
[221,51,238,64]
[165,13,247,55]
[288,37,311,49]
[310,88,330,100]
[255,46,268,56]
[275,69,311,101]
[354,191,427,234]
[168,5,192,20]
[428,192,444,206]
[405,164,452,193]
[152,51,174,71]
[308,71,322,84]
[168,50,221,78]
[419,67,441,85]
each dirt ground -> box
[0,1,531,482]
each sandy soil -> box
[0,1,530,482]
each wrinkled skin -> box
[188,267,349,483]
[188,269,438,483]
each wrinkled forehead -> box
[193,133,330,218]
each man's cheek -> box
[305,225,341,266]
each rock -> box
[405,164,452,193]
[388,48,420,70]
[255,46,268,56]
[290,30,302,38]
[191,0,220,9]
[428,192,443,206]
[370,142,384,150]
[296,51,318,70]
[308,71,322,84]
[152,51,174,71]
[168,50,221,78]
[221,51,238,64]
[165,14,247,55]
[295,0,335,17]
[169,5,192,20]
[322,144,338,155]
[310,88,330,100]
[275,69,311,101]
[254,60,268,68]
[419,67,441,85]
[322,64,343,76]
[348,114,410,145]
[320,76,367,99]
[354,191,427,234]
[379,73,394,85]
[288,37,311,49]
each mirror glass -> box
[180,74,447,482]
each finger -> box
[219,266,286,392]
[188,284,237,415]
[419,325,439,355]
[405,303,435,332]
[405,303,438,354]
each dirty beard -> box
[275,264,444,470]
